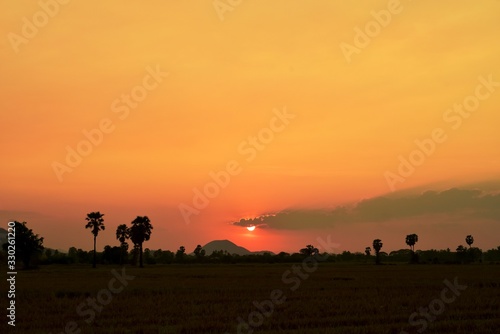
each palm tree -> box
[465,235,474,248]
[85,212,105,268]
[116,224,130,264]
[373,239,383,265]
[405,234,418,252]
[365,247,371,256]
[405,233,419,263]
[129,216,153,268]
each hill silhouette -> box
[201,240,251,256]
[200,239,275,256]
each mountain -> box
[200,240,275,256]
[201,240,251,256]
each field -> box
[4,263,500,334]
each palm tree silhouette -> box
[129,216,153,268]
[405,233,419,263]
[405,234,418,252]
[116,224,130,264]
[372,239,383,265]
[85,212,105,268]
[465,235,474,249]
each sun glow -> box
[246,225,256,232]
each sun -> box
[246,225,256,232]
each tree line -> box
[366,234,484,265]
[85,212,153,268]
[2,216,500,269]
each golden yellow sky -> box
[1,1,499,253]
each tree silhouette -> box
[193,245,206,262]
[116,224,130,264]
[2,221,44,269]
[373,239,383,265]
[176,246,186,262]
[130,244,140,265]
[365,247,371,256]
[468,247,482,263]
[143,248,155,264]
[85,212,105,268]
[466,235,474,249]
[300,245,319,257]
[68,247,78,263]
[456,245,467,263]
[406,233,419,263]
[405,234,418,252]
[129,216,153,268]
[102,245,122,264]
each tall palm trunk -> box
[93,235,96,268]
[139,243,143,268]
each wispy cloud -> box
[233,185,500,230]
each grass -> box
[6,263,500,333]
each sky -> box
[1,1,499,254]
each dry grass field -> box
[4,263,500,334]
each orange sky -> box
[1,1,499,254]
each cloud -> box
[232,186,500,230]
